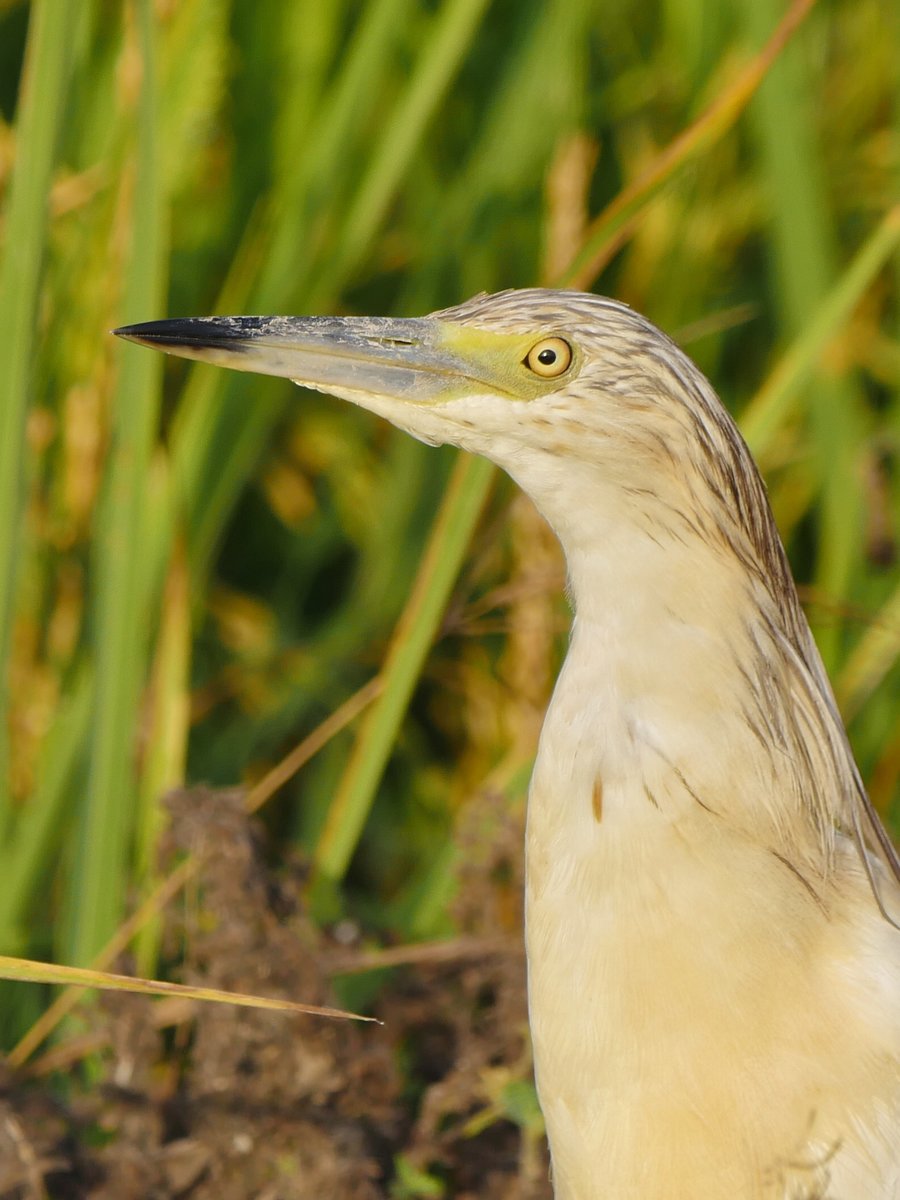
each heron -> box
[116,289,900,1199]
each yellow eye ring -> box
[525,336,572,378]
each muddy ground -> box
[0,788,551,1199]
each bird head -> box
[115,290,707,464]
[114,288,778,591]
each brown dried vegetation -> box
[0,787,548,1199]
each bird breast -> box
[524,622,900,1199]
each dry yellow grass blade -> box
[0,954,373,1025]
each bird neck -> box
[515,453,845,871]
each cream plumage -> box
[118,289,900,1199]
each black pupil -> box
[538,347,557,365]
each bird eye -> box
[524,337,572,378]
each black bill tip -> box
[113,316,272,348]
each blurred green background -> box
[0,0,898,1055]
